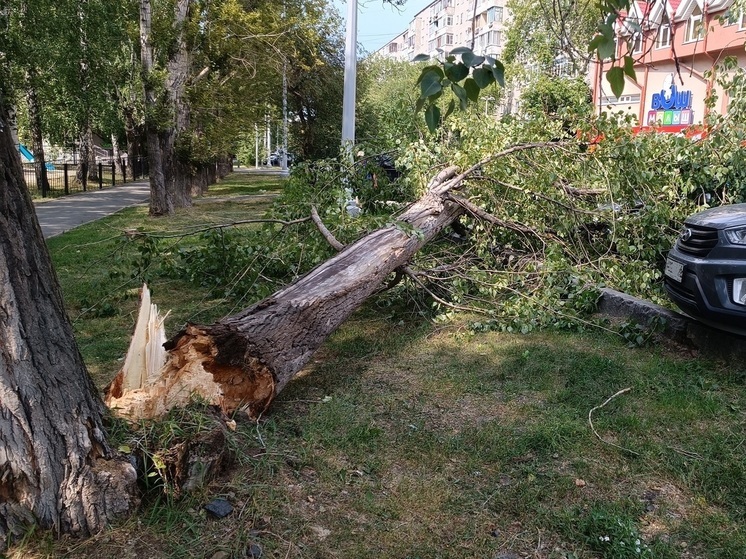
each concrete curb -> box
[599,288,746,362]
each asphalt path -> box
[33,181,150,239]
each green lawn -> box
[14,171,745,559]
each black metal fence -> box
[23,157,149,198]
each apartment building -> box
[590,0,746,131]
[374,0,509,62]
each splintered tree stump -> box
[106,166,467,420]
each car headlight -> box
[733,278,746,306]
[724,227,746,245]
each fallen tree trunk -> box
[106,166,464,418]
[106,143,558,420]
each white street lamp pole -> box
[281,2,289,174]
[281,61,289,173]
[254,123,259,169]
[341,0,357,159]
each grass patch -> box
[11,171,746,558]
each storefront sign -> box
[647,84,694,127]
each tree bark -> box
[106,167,466,419]
[24,75,50,196]
[111,133,124,181]
[123,103,139,180]
[140,0,172,215]
[166,0,193,209]
[140,0,193,214]
[75,126,90,189]
[0,102,137,551]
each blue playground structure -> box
[18,144,55,171]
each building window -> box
[631,32,643,53]
[446,15,453,26]
[389,43,398,53]
[446,33,453,45]
[656,16,671,48]
[740,11,746,29]
[486,6,503,24]
[685,6,704,42]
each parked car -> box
[269,150,294,167]
[664,203,746,334]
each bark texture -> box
[0,104,137,551]
[24,76,50,196]
[107,168,466,419]
[140,0,193,215]
[140,0,172,215]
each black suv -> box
[664,204,746,334]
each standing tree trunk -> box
[75,0,98,187]
[75,127,90,189]
[140,0,172,215]
[140,0,193,215]
[166,0,193,209]
[0,102,137,552]
[24,74,50,196]
[111,132,124,181]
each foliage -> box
[503,0,598,78]
[519,75,593,125]
[412,47,505,133]
[357,56,428,149]
[589,0,638,97]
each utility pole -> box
[280,0,289,174]
[341,0,357,159]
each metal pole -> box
[255,123,259,169]
[281,61,289,173]
[265,114,271,166]
[341,0,357,158]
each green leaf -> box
[451,83,469,110]
[599,22,615,39]
[412,53,430,62]
[416,64,444,85]
[425,104,441,133]
[444,62,469,82]
[462,51,485,67]
[623,55,636,81]
[464,77,480,102]
[595,36,617,60]
[606,66,625,98]
[444,98,456,119]
[588,34,604,53]
[628,21,642,33]
[420,70,443,98]
[450,46,473,55]
[491,60,505,87]
[473,67,495,89]
[415,96,426,113]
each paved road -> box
[33,181,150,239]
[32,167,286,239]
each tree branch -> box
[402,266,488,314]
[311,205,344,251]
[126,216,311,240]
[446,194,551,243]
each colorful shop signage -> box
[647,84,693,127]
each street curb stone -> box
[599,288,746,362]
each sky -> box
[333,0,429,54]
